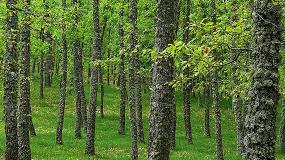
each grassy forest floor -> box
[0,74,284,160]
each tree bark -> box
[204,82,211,137]
[4,0,19,159]
[129,0,139,159]
[56,0,68,145]
[244,1,282,159]
[211,0,224,159]
[18,0,32,159]
[148,0,177,159]
[118,4,127,135]
[182,0,192,144]
[85,0,100,155]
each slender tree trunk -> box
[118,4,127,135]
[86,0,100,155]
[211,0,224,159]
[32,58,36,73]
[79,42,87,132]
[40,52,44,99]
[244,1,282,159]
[182,0,192,144]
[136,73,144,143]
[45,32,53,87]
[204,82,211,137]
[73,0,83,139]
[56,0,68,144]
[129,0,139,158]
[99,15,107,118]
[280,99,285,153]
[231,0,244,155]
[18,0,32,159]
[148,0,177,159]
[4,0,19,159]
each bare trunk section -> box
[204,82,211,137]
[118,4,127,135]
[211,0,224,159]
[148,0,177,159]
[129,0,139,158]
[85,0,100,155]
[18,0,32,159]
[4,0,19,159]
[56,0,68,145]
[182,0,192,144]
[244,1,282,159]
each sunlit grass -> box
[0,74,284,159]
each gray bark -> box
[244,1,282,159]
[56,0,68,145]
[85,0,100,155]
[148,0,177,159]
[4,0,19,159]
[182,0,193,144]
[118,4,127,135]
[18,0,32,159]
[211,0,224,159]
[129,0,139,158]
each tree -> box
[4,0,19,159]
[18,0,32,159]
[182,0,193,144]
[56,0,68,145]
[148,0,177,159]
[129,0,139,158]
[86,0,100,155]
[244,0,282,159]
[118,2,127,136]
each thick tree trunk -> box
[18,0,32,159]
[86,0,100,155]
[118,5,127,135]
[129,0,139,159]
[56,0,68,144]
[4,0,19,159]
[148,0,177,159]
[244,1,282,159]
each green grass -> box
[0,74,284,159]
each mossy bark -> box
[244,1,282,159]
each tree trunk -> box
[211,0,224,159]
[244,1,282,159]
[32,58,36,73]
[40,52,44,99]
[182,0,192,144]
[280,99,285,153]
[129,0,139,159]
[4,0,19,159]
[118,5,127,135]
[148,0,177,159]
[99,15,107,118]
[18,0,32,159]
[56,0,68,144]
[136,73,144,143]
[86,0,100,155]
[204,82,211,137]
